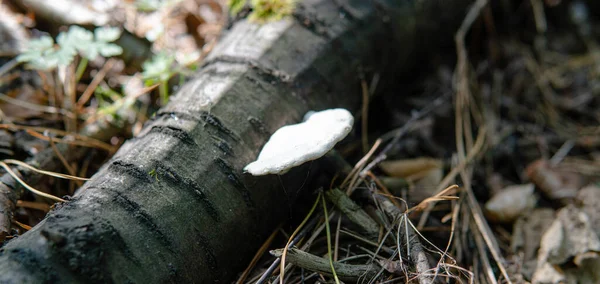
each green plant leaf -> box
[134,0,164,11]
[56,25,123,60]
[52,47,78,66]
[142,52,175,82]
[249,0,296,22]
[17,36,54,61]
[249,0,295,22]
[97,44,123,57]
[228,0,246,16]
[95,26,122,42]
[17,25,123,70]
[134,0,183,12]
[16,36,60,70]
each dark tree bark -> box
[0,0,471,282]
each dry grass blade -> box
[408,185,460,214]
[0,162,65,202]
[466,185,512,284]
[361,75,370,154]
[0,92,75,118]
[322,193,341,284]
[3,159,89,181]
[16,200,50,212]
[342,139,381,195]
[12,219,31,231]
[77,59,116,109]
[280,191,322,284]
[417,128,486,229]
[0,124,114,151]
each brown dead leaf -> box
[525,159,583,200]
[379,157,442,180]
[377,259,404,275]
[485,183,537,223]
[532,206,600,284]
[577,184,600,235]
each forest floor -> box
[1,0,599,283]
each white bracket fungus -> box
[244,108,354,176]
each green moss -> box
[148,169,160,181]
[228,0,246,17]
[249,0,295,22]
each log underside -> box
[0,0,471,282]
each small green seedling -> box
[249,0,295,22]
[17,26,123,74]
[228,0,247,16]
[228,0,296,22]
[134,0,182,12]
[142,52,176,105]
[148,168,160,181]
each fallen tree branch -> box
[270,248,380,283]
[0,0,472,282]
[325,188,379,241]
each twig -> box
[326,188,380,241]
[3,159,89,181]
[470,218,497,283]
[378,198,438,284]
[0,59,20,78]
[322,193,341,284]
[416,129,486,229]
[0,93,75,118]
[465,185,511,283]
[256,211,327,284]
[76,58,116,109]
[270,248,380,283]
[342,139,381,195]
[0,162,65,202]
[280,191,322,284]
[530,0,547,34]
[361,75,370,154]
[16,200,50,212]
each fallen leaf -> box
[485,183,537,223]
[379,157,442,180]
[525,159,582,200]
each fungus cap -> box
[244,108,353,175]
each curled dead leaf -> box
[379,157,442,180]
[485,183,537,223]
[525,159,582,200]
[377,259,404,275]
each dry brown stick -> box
[469,218,496,283]
[453,0,512,283]
[16,200,50,212]
[325,188,380,241]
[270,248,380,283]
[360,75,370,155]
[76,58,116,109]
[416,129,486,229]
[378,197,435,284]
